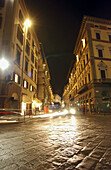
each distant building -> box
[63,16,111,113]
[37,43,54,107]
[0,0,53,114]
[53,94,61,104]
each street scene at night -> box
[0,113,111,169]
[0,0,111,169]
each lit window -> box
[15,74,18,83]
[24,80,27,88]
[76,55,79,62]
[30,85,32,91]
[82,39,85,48]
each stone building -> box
[0,0,53,114]
[37,43,54,107]
[63,16,111,113]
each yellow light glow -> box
[33,110,68,119]
[24,19,31,28]
[0,58,9,70]
[70,108,76,114]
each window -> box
[82,39,85,49]
[31,51,34,63]
[86,54,88,62]
[0,15,2,28]
[35,71,37,82]
[27,30,31,40]
[26,40,30,56]
[85,77,87,84]
[76,55,79,62]
[35,59,37,69]
[32,40,34,48]
[25,59,28,73]
[31,67,33,79]
[16,49,21,65]
[19,10,24,22]
[96,33,100,40]
[95,25,99,28]
[30,85,33,91]
[13,73,20,84]
[23,80,28,89]
[83,59,85,67]
[109,35,111,41]
[15,74,18,83]
[101,70,106,79]
[0,0,5,7]
[109,47,111,57]
[23,80,27,88]
[98,49,103,58]
[88,73,90,82]
[17,25,23,45]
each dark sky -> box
[25,0,111,97]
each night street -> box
[0,113,111,170]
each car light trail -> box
[33,111,68,118]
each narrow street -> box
[0,113,111,170]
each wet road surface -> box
[0,113,111,169]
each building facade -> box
[37,43,54,107]
[63,16,111,113]
[0,0,53,114]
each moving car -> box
[0,110,23,123]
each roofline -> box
[73,15,111,54]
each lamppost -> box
[21,19,31,116]
[0,58,9,71]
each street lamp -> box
[21,19,31,116]
[0,58,9,71]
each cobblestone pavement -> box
[0,114,111,170]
